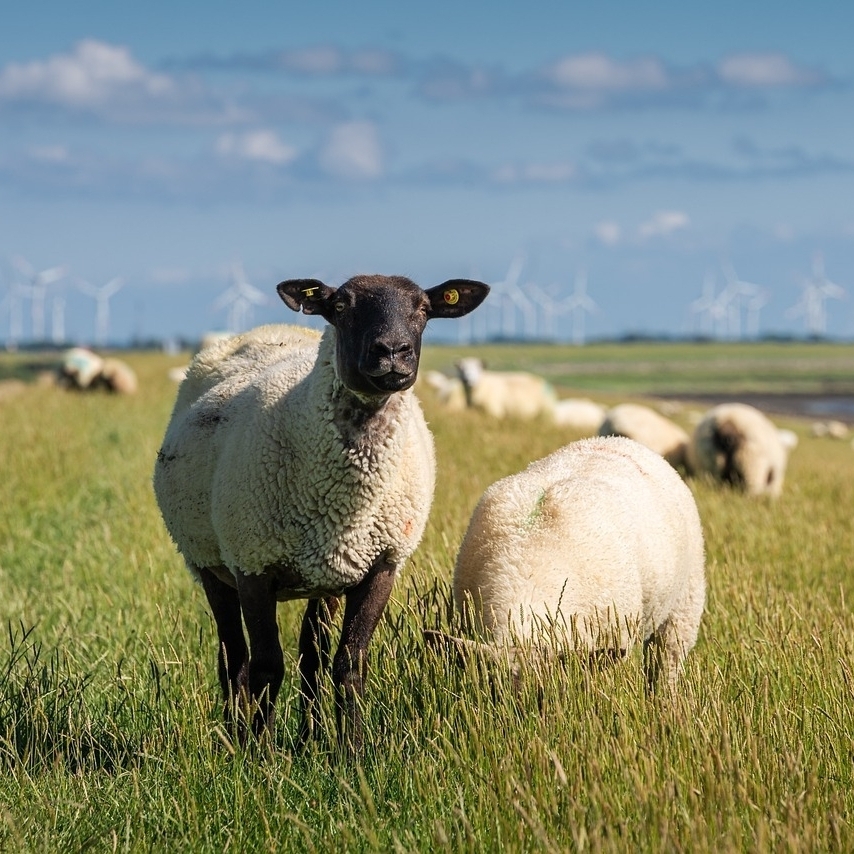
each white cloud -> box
[594,220,622,246]
[281,46,344,75]
[717,53,821,88]
[216,129,297,165]
[638,210,690,239]
[29,144,70,163]
[318,120,383,179]
[543,52,669,92]
[0,39,173,107]
[491,160,576,184]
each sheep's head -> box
[277,274,489,399]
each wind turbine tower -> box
[78,277,125,347]
[563,269,598,346]
[787,252,846,337]
[12,256,67,343]
[213,261,268,333]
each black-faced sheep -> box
[442,436,706,692]
[153,274,489,749]
[598,402,690,469]
[686,402,791,497]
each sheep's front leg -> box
[199,567,248,726]
[298,596,340,744]
[333,559,397,753]
[235,571,283,738]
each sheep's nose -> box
[370,340,413,359]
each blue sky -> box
[2,0,854,346]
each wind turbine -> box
[77,276,125,347]
[562,269,598,346]
[787,252,846,337]
[212,261,268,333]
[489,253,537,340]
[720,262,767,340]
[689,271,719,337]
[12,256,67,343]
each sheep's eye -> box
[334,301,346,313]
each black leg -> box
[198,567,248,725]
[332,560,397,753]
[298,596,340,744]
[235,571,284,738]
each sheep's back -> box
[454,436,704,647]
[599,403,689,467]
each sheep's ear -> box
[426,279,490,319]
[277,279,337,315]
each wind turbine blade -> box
[38,265,67,285]
[11,256,35,278]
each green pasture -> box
[0,341,852,851]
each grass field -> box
[1,341,853,851]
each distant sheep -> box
[456,357,556,420]
[440,436,705,692]
[95,357,138,395]
[58,347,104,389]
[810,420,848,440]
[58,348,137,394]
[551,398,606,434]
[153,273,489,748]
[598,402,689,469]
[420,370,467,412]
[686,402,791,497]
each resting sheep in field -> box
[456,357,556,420]
[153,274,489,748]
[551,398,606,434]
[438,436,705,692]
[598,402,690,469]
[686,402,791,497]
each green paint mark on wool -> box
[524,489,547,529]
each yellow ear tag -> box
[302,287,318,298]
[444,288,460,305]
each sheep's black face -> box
[332,277,428,398]
[277,273,490,400]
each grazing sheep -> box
[95,357,138,395]
[58,347,104,389]
[598,402,690,469]
[551,398,606,434]
[420,369,467,412]
[456,357,556,420]
[686,402,791,497]
[153,274,489,748]
[443,436,705,691]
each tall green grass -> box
[0,345,852,851]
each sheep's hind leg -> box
[235,571,284,739]
[199,567,248,729]
[333,560,397,754]
[298,596,340,744]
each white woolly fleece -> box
[453,436,705,668]
[599,403,689,469]
[687,402,789,497]
[154,323,436,596]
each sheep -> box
[456,357,556,420]
[95,357,138,394]
[442,436,705,692]
[686,402,791,497]
[419,369,467,412]
[153,273,489,749]
[598,402,690,469]
[58,347,104,389]
[551,398,606,434]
